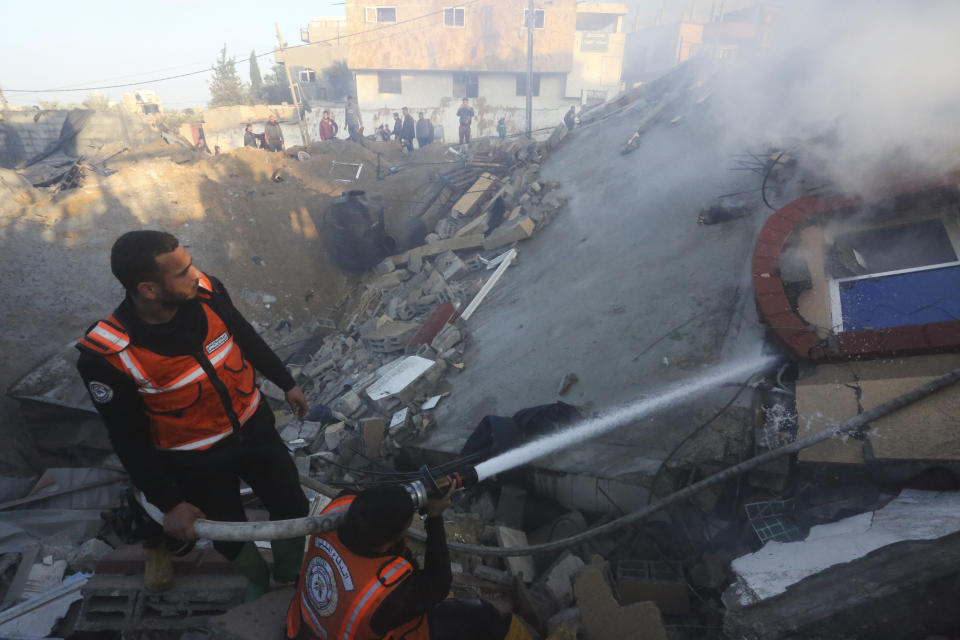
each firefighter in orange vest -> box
[286,484,534,640]
[76,230,310,599]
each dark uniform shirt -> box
[76,277,295,511]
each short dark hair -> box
[323,110,330,115]
[111,231,179,293]
[341,485,413,550]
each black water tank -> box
[324,191,392,271]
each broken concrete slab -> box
[573,559,668,640]
[207,586,294,640]
[483,216,536,251]
[724,491,960,639]
[365,355,436,402]
[322,422,347,450]
[496,526,536,583]
[361,320,421,354]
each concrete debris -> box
[496,526,536,582]
[495,485,527,530]
[573,558,668,640]
[483,216,536,251]
[616,559,690,615]
[359,417,386,458]
[724,491,960,639]
[557,373,578,396]
[540,553,585,608]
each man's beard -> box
[156,286,196,308]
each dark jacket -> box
[392,118,402,140]
[416,117,434,142]
[400,114,415,141]
[244,130,259,148]
[76,277,295,511]
[264,121,284,148]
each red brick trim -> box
[753,186,960,361]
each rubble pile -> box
[262,130,571,486]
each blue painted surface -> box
[840,264,960,331]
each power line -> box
[3,0,485,94]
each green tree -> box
[248,50,263,104]
[208,45,246,107]
[322,61,355,101]
[259,63,291,105]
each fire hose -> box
[193,364,960,554]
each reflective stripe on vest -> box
[116,334,236,395]
[161,387,261,451]
[338,557,411,640]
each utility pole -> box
[525,0,534,138]
[275,22,311,146]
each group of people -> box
[77,230,535,639]
[241,96,548,153]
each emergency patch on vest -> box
[88,381,114,404]
[306,557,339,617]
[314,537,354,591]
[205,331,229,354]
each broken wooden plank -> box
[392,234,485,266]
[451,172,497,218]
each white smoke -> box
[714,0,960,195]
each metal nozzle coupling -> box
[403,465,479,513]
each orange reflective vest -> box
[77,274,261,452]
[286,496,430,640]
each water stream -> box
[473,353,777,481]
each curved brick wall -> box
[753,192,960,361]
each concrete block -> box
[430,324,462,354]
[495,526,535,583]
[473,564,513,585]
[452,173,497,218]
[360,417,386,458]
[542,553,585,608]
[330,390,363,418]
[574,560,668,640]
[361,320,421,354]
[323,422,347,450]
[483,216,536,251]
[434,250,468,281]
[373,258,396,275]
[367,270,408,291]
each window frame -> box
[515,73,541,97]
[378,71,402,94]
[827,214,960,332]
[523,8,545,29]
[365,6,397,23]
[443,7,465,27]
[453,72,479,98]
[298,69,317,83]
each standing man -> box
[391,112,402,144]
[285,485,534,640]
[345,95,365,145]
[76,231,310,601]
[564,105,576,131]
[400,107,416,152]
[318,110,339,141]
[264,114,284,152]
[456,98,475,145]
[416,112,434,148]
[243,124,264,149]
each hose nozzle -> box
[403,465,479,514]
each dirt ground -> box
[0,134,453,473]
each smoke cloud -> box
[714,0,960,196]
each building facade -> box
[275,17,350,103]
[344,0,627,140]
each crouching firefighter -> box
[76,230,310,599]
[286,485,534,640]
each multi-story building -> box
[344,0,627,140]
[274,17,350,103]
